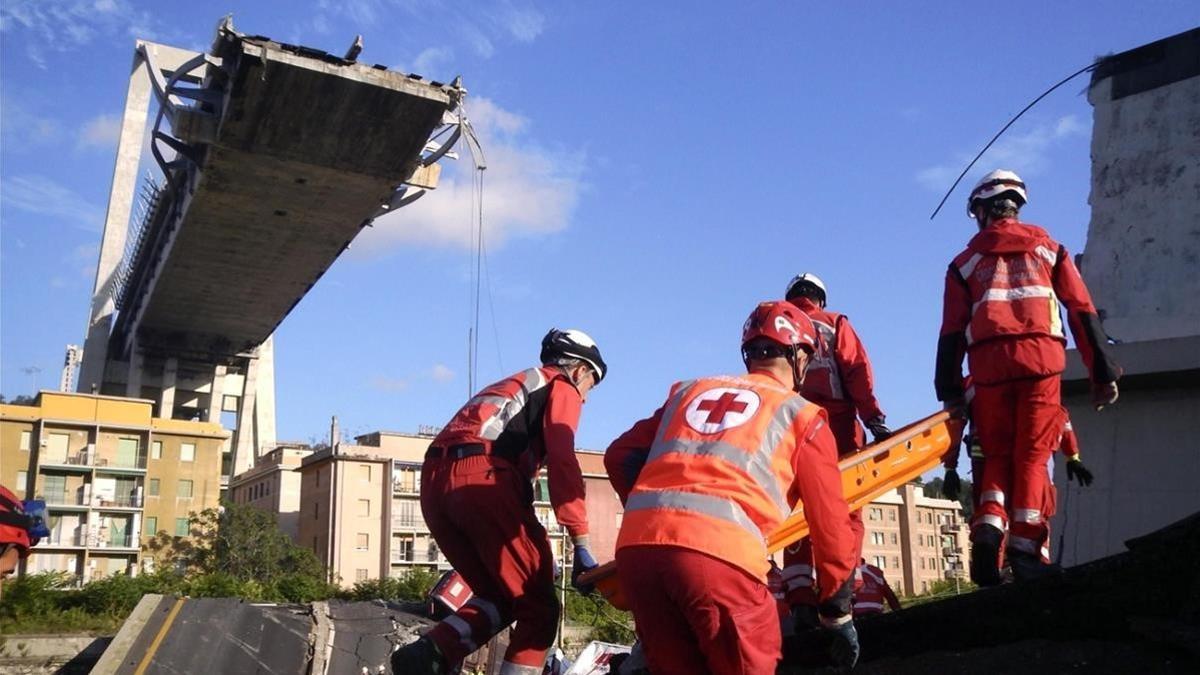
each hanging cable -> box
[929,61,1099,220]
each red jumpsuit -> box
[421,367,590,673]
[936,218,1119,560]
[783,297,885,608]
[852,562,901,617]
[605,371,857,675]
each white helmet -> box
[540,328,607,383]
[785,273,827,307]
[968,170,1027,217]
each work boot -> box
[1008,549,1063,583]
[970,526,1003,587]
[391,636,447,675]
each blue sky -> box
[2,1,1196,452]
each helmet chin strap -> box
[789,345,805,393]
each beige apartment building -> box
[228,442,313,541]
[295,431,624,587]
[860,483,969,596]
[0,391,226,584]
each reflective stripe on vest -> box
[476,368,549,441]
[625,489,761,542]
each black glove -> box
[1066,458,1094,487]
[571,542,598,595]
[866,416,893,442]
[822,615,860,669]
[943,469,961,501]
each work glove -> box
[942,469,961,501]
[571,541,598,595]
[866,417,893,442]
[1091,381,1119,411]
[821,614,860,669]
[1066,457,1094,487]
[942,397,967,418]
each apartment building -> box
[297,431,623,587]
[860,483,969,596]
[0,391,226,584]
[228,443,314,541]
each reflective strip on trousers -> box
[625,489,763,545]
[444,614,476,652]
[975,514,1006,532]
[465,597,503,632]
[980,490,1005,507]
[1012,508,1042,524]
[498,662,542,675]
[478,368,548,440]
[854,601,884,611]
[781,564,814,587]
[1008,535,1040,555]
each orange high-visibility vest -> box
[616,374,823,581]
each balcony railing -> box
[96,535,135,548]
[94,495,144,508]
[940,522,961,534]
[942,546,961,558]
[392,516,424,529]
[393,482,420,495]
[43,491,86,506]
[44,532,85,547]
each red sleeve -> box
[543,379,589,538]
[1052,246,1121,383]
[604,406,665,505]
[882,576,901,611]
[834,317,884,422]
[1059,413,1080,459]
[792,409,856,608]
[935,265,971,401]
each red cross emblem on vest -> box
[684,387,761,434]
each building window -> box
[891,533,898,545]
[315,470,321,488]
[180,443,196,462]
[15,471,28,496]
[360,465,371,482]
[149,479,160,496]
[398,539,415,562]
[871,532,884,545]
[313,502,319,519]
[151,441,162,459]
[893,556,900,568]
[921,558,926,570]
[428,541,440,563]
[145,516,158,535]
[868,508,881,521]
[926,512,933,524]
[46,433,70,459]
[358,499,370,517]
[356,569,368,582]
[19,430,31,451]
[874,556,886,568]
[888,510,896,522]
[178,480,193,499]
[356,533,369,550]
[175,518,189,537]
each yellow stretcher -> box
[577,411,965,611]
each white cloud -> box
[78,113,122,151]
[0,0,169,67]
[0,175,103,231]
[430,364,455,382]
[408,46,454,78]
[490,3,545,42]
[0,100,61,148]
[916,114,1089,192]
[357,96,584,252]
[369,375,410,392]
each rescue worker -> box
[782,273,891,624]
[935,170,1120,585]
[604,301,859,674]
[392,329,606,675]
[0,485,43,584]
[852,559,901,618]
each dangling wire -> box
[929,61,1099,220]
[461,100,489,394]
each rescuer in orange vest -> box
[935,170,1120,585]
[393,329,606,675]
[781,273,891,620]
[852,559,901,618]
[604,301,859,674]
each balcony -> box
[93,495,145,510]
[42,532,86,547]
[94,456,149,473]
[95,534,137,549]
[940,522,961,534]
[42,491,88,509]
[393,482,420,496]
[39,453,95,472]
[391,516,425,530]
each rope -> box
[929,61,1099,220]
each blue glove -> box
[571,542,598,594]
[822,615,860,669]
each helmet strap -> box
[789,345,803,392]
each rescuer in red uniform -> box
[781,273,890,624]
[935,170,1120,585]
[392,329,606,675]
[605,301,859,674]
[851,559,901,618]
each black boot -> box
[391,636,447,675]
[970,526,1003,587]
[1009,549,1062,582]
